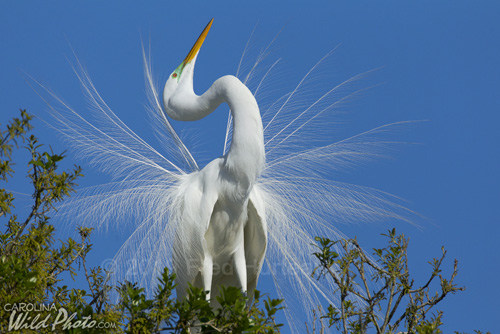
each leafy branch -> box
[310,229,465,334]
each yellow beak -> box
[183,18,214,65]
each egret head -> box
[163,18,213,119]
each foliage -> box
[0,110,121,333]
[1,110,86,320]
[118,270,283,333]
[310,228,465,334]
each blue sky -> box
[2,1,499,332]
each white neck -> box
[166,75,265,192]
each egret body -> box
[163,19,267,301]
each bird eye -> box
[172,73,178,78]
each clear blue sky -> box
[2,1,499,332]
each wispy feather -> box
[36,31,419,333]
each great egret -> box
[43,18,415,333]
[163,18,266,301]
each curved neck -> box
[214,76,265,189]
[169,75,265,189]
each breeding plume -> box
[45,19,414,333]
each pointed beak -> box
[183,18,214,66]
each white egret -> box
[163,18,266,301]
[42,19,416,333]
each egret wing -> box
[245,186,268,295]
